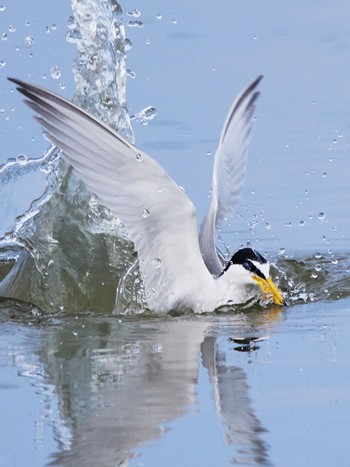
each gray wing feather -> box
[9,78,213,312]
[199,76,263,276]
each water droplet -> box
[8,25,16,33]
[66,29,82,43]
[322,172,327,178]
[172,18,178,24]
[331,258,338,265]
[24,35,34,46]
[25,20,31,27]
[318,212,326,221]
[67,16,76,30]
[128,20,143,28]
[131,106,157,125]
[59,83,66,90]
[127,9,141,17]
[17,154,27,165]
[142,208,150,218]
[278,247,286,255]
[50,65,61,80]
[0,60,6,69]
[1,33,8,41]
[311,272,318,279]
[156,13,163,20]
[125,38,132,51]
[315,264,322,272]
[152,258,162,269]
[299,220,305,227]
[0,5,6,12]
[126,69,136,79]
[145,38,151,45]
[72,330,78,337]
[135,153,143,162]
[314,253,322,259]
[265,221,272,230]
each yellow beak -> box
[253,275,284,306]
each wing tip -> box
[7,77,37,102]
[221,74,263,142]
[7,76,25,88]
[254,74,264,86]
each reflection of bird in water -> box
[31,316,272,466]
[9,76,283,313]
[201,336,270,465]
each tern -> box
[8,76,283,313]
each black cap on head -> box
[220,248,267,278]
[229,248,266,265]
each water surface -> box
[1,295,350,466]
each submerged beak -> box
[253,275,284,306]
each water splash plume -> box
[0,0,140,313]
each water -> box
[1,0,350,465]
[1,298,350,466]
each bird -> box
[8,75,284,313]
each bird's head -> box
[221,247,284,306]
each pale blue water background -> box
[0,1,350,466]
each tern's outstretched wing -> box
[199,76,263,276]
[9,78,213,312]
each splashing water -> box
[68,0,133,140]
[0,0,140,313]
[130,106,157,126]
[273,252,350,305]
[0,1,349,315]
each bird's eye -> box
[242,261,253,272]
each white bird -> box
[8,76,283,313]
